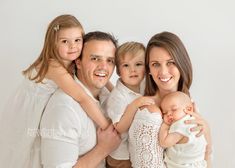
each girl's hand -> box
[184,102,210,137]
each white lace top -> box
[129,108,165,168]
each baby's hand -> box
[133,96,155,108]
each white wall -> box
[0,0,234,167]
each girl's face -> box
[57,27,83,67]
[119,50,145,93]
[149,47,180,95]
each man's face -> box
[76,40,116,95]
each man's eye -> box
[108,59,115,64]
[91,57,98,61]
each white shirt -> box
[40,77,108,168]
[104,79,142,160]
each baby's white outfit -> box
[165,114,207,168]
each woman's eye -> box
[167,61,175,66]
[152,63,160,67]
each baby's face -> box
[161,97,186,125]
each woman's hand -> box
[184,102,210,137]
[184,101,213,167]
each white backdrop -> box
[0,0,234,167]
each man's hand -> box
[96,124,121,156]
[73,124,121,168]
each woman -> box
[128,31,212,168]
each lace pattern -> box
[129,109,165,168]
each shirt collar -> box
[74,76,99,104]
[74,76,109,104]
[116,78,142,97]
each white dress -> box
[164,115,207,168]
[0,70,58,168]
[129,108,165,168]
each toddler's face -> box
[119,51,145,91]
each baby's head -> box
[161,91,193,125]
[115,42,145,91]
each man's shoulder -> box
[41,89,88,128]
[44,88,84,116]
[49,89,76,106]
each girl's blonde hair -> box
[23,14,84,82]
[115,41,145,75]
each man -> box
[40,31,121,168]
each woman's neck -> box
[155,90,173,105]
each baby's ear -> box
[186,105,193,112]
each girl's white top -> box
[0,69,58,168]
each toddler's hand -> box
[133,96,155,108]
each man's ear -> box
[75,59,81,70]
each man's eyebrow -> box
[90,54,101,58]
[90,54,114,60]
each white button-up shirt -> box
[40,77,109,168]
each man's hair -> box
[80,31,118,59]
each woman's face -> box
[148,47,180,95]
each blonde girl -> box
[0,14,109,168]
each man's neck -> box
[77,77,100,100]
